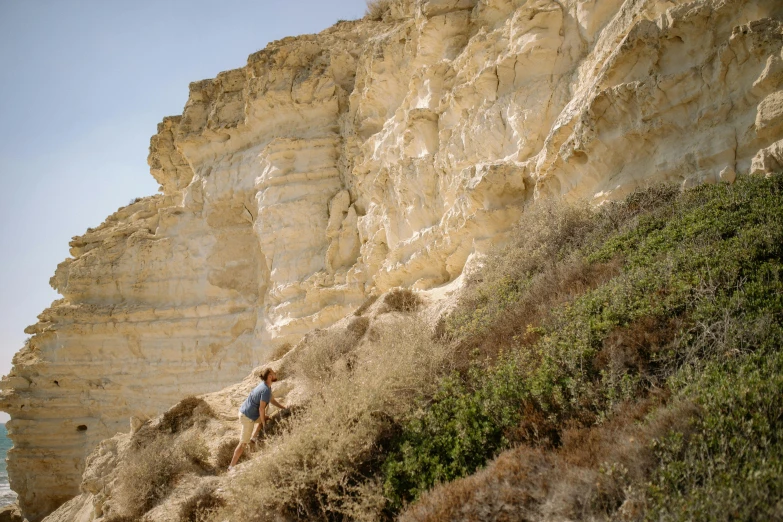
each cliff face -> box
[3,0,783,519]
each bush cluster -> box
[111,397,220,518]
[382,288,422,313]
[382,358,527,509]
[365,0,393,21]
[384,175,783,518]
[218,319,451,521]
[168,174,781,522]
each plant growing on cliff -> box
[179,483,225,522]
[217,318,452,521]
[382,288,422,313]
[365,0,393,20]
[386,174,783,519]
[112,436,187,517]
[181,175,783,522]
[111,398,221,517]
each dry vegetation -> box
[106,176,783,522]
[354,294,379,316]
[108,397,221,519]
[289,316,370,384]
[399,400,699,522]
[159,396,216,433]
[215,437,245,470]
[216,318,452,521]
[271,342,293,360]
[179,483,225,522]
[365,0,394,21]
[111,436,190,518]
[381,288,422,313]
[447,198,623,362]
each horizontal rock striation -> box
[3,0,783,519]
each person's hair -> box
[261,368,274,381]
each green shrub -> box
[645,319,783,521]
[383,357,527,508]
[384,175,783,513]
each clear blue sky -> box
[0,0,368,422]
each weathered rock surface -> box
[0,504,24,522]
[3,0,783,519]
[40,352,303,522]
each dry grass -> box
[454,257,622,366]
[215,317,452,521]
[347,315,371,337]
[103,516,136,522]
[112,413,220,517]
[289,317,369,384]
[365,0,393,20]
[382,288,422,313]
[159,396,215,433]
[470,198,596,292]
[354,294,379,316]
[112,436,190,517]
[180,432,212,471]
[131,396,217,451]
[271,342,293,360]
[179,483,225,522]
[447,199,600,359]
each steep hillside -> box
[44,175,783,522]
[2,0,782,519]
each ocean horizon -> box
[0,424,17,507]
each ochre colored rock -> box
[3,0,783,519]
[0,504,24,522]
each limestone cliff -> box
[2,0,782,519]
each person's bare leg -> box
[229,442,246,468]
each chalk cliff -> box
[3,0,783,519]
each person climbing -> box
[229,368,287,470]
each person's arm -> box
[249,401,268,441]
[271,397,287,410]
[259,401,268,426]
[250,401,266,442]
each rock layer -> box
[3,0,783,519]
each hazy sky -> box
[0,0,368,422]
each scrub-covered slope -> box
[3,0,783,518]
[45,175,783,522]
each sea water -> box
[0,424,16,507]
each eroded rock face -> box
[3,0,782,518]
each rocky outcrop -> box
[39,357,303,522]
[0,504,24,522]
[3,0,783,519]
